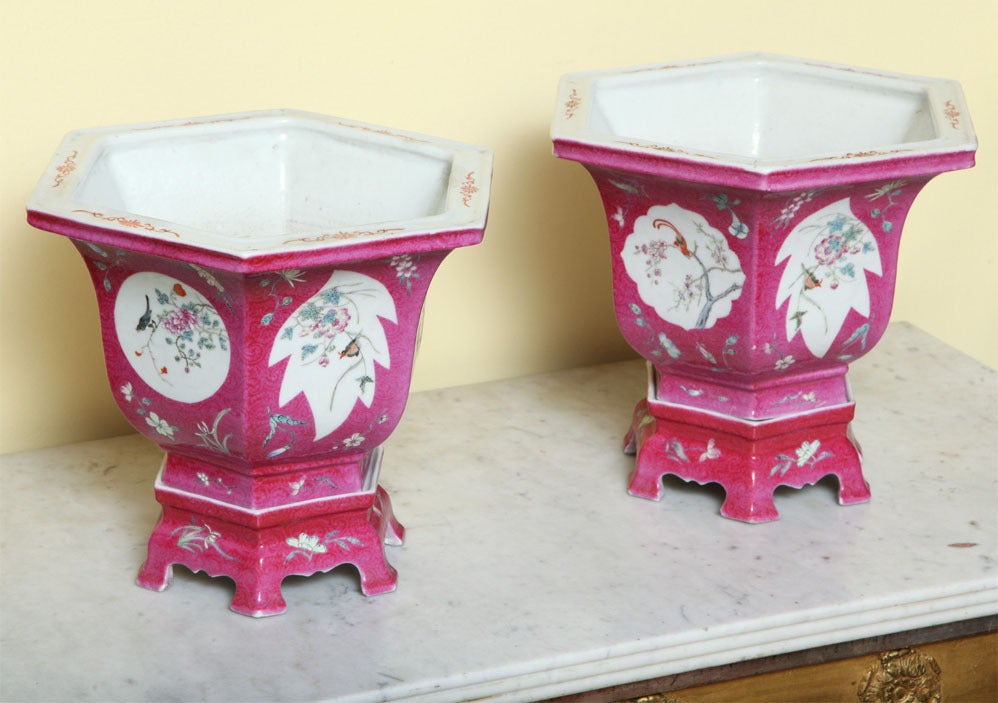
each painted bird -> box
[673,231,691,257]
[338,337,361,359]
[801,265,822,290]
[136,295,153,331]
[652,218,691,257]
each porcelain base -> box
[624,370,870,523]
[136,449,404,617]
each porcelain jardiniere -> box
[28,110,492,614]
[551,54,976,522]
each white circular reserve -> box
[114,271,231,403]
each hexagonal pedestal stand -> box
[624,368,870,523]
[136,447,404,617]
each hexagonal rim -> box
[551,53,976,188]
[27,109,492,267]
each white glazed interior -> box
[29,110,492,256]
[77,121,451,238]
[554,54,977,171]
[589,63,934,161]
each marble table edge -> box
[328,584,998,703]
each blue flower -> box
[298,302,320,321]
[828,215,846,233]
[321,309,340,325]
[321,288,341,305]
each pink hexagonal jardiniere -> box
[27,110,492,615]
[552,54,976,522]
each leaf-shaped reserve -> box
[775,198,881,358]
[268,271,397,441]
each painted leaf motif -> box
[775,198,881,358]
[269,271,396,441]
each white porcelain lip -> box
[552,53,977,175]
[27,109,492,259]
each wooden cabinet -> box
[640,633,995,703]
[546,626,996,703]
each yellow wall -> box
[2,1,995,453]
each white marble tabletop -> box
[1,323,996,702]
